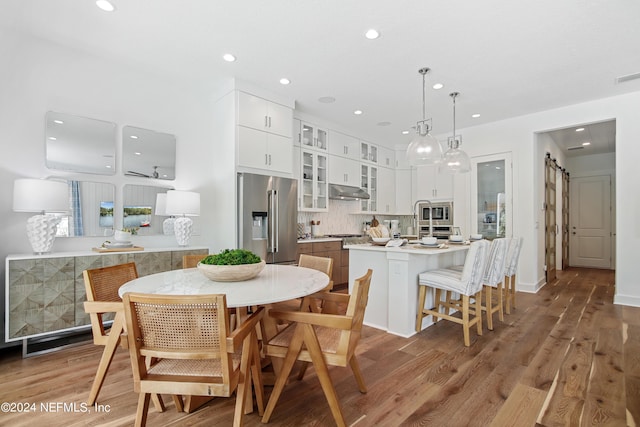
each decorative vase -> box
[114,230,132,242]
[25,214,61,254]
[174,217,193,246]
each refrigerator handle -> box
[273,190,279,253]
[267,190,273,253]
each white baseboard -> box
[517,277,546,294]
[614,294,640,307]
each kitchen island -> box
[345,242,469,337]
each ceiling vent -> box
[567,146,585,151]
[615,72,640,84]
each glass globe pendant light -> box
[441,92,471,174]
[406,67,443,166]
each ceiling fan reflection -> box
[126,166,160,179]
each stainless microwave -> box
[419,201,453,225]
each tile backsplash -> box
[297,199,414,236]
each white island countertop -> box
[346,241,469,337]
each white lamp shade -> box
[13,179,69,213]
[165,190,200,216]
[155,193,168,216]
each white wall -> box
[436,92,639,305]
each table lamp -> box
[154,193,176,235]
[13,178,69,254]
[165,190,200,246]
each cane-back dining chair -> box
[122,293,265,427]
[261,269,373,427]
[182,254,207,269]
[83,262,148,406]
[416,240,489,346]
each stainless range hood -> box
[329,184,370,200]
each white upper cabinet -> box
[300,122,328,151]
[395,147,411,169]
[395,169,413,215]
[293,118,302,146]
[237,126,293,174]
[329,130,360,160]
[329,155,360,187]
[300,149,328,212]
[378,146,395,168]
[238,91,292,138]
[378,166,395,213]
[360,164,378,212]
[360,141,378,163]
[415,165,454,201]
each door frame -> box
[470,152,513,239]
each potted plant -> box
[114,227,138,242]
[197,249,265,282]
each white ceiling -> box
[3,0,639,156]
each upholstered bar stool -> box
[504,237,524,314]
[415,240,489,347]
[480,238,510,330]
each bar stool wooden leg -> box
[485,286,494,330]
[416,284,428,332]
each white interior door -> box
[569,175,611,268]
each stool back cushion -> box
[460,240,490,295]
[505,237,524,276]
[482,238,510,286]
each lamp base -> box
[26,214,61,254]
[163,217,176,235]
[174,217,193,246]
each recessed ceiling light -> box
[432,83,444,90]
[48,137,57,141]
[318,96,336,103]
[401,130,410,135]
[377,121,391,126]
[130,135,138,139]
[105,165,112,169]
[53,120,64,124]
[365,29,380,39]
[223,53,236,62]
[575,127,585,132]
[95,0,115,12]
[279,78,291,85]
[582,141,591,146]
[135,152,142,155]
[354,110,363,115]
[472,114,481,118]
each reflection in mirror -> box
[45,111,116,175]
[123,126,176,180]
[123,185,173,236]
[56,181,116,237]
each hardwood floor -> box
[0,268,637,426]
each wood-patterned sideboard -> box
[5,247,208,343]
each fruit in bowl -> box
[197,249,265,282]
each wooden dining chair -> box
[298,254,334,313]
[83,262,139,407]
[416,240,489,346]
[261,269,373,427]
[82,262,162,411]
[182,254,207,268]
[122,292,265,427]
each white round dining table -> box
[118,264,330,308]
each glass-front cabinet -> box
[360,164,378,212]
[301,122,328,151]
[300,149,328,211]
[472,153,512,239]
[360,141,378,163]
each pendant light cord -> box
[450,92,460,148]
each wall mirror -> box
[56,181,116,237]
[45,111,116,175]
[123,126,176,180]
[123,184,173,236]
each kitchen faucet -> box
[413,199,433,237]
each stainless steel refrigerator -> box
[237,173,298,264]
